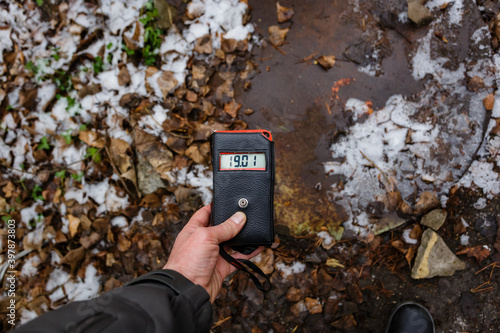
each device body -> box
[210,130,275,248]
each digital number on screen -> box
[220,153,266,170]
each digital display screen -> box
[220,153,266,170]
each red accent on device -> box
[215,129,273,141]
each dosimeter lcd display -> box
[220,153,266,170]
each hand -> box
[163,204,263,302]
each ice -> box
[276,261,306,278]
[460,234,469,246]
[473,198,487,210]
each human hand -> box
[163,204,263,302]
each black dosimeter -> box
[210,129,274,291]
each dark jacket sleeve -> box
[13,269,213,333]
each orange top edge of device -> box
[215,129,273,141]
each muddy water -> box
[238,0,491,236]
[238,0,425,236]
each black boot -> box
[386,302,435,333]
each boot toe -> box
[386,302,435,333]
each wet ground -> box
[214,0,500,332]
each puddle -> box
[238,0,494,236]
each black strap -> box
[219,246,271,292]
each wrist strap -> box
[219,246,271,292]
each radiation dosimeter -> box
[210,130,275,252]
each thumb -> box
[210,212,246,243]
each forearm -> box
[13,269,213,333]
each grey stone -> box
[374,213,407,235]
[420,209,447,231]
[407,0,432,25]
[411,229,466,279]
[136,153,166,195]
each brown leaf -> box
[162,114,188,132]
[268,25,289,46]
[483,93,495,111]
[277,2,294,23]
[317,55,336,70]
[166,137,187,154]
[286,287,302,302]
[174,186,200,212]
[61,247,85,267]
[79,130,106,148]
[457,245,491,262]
[157,71,178,99]
[118,64,131,86]
[391,240,407,254]
[405,247,416,267]
[331,315,357,329]
[77,83,101,99]
[79,232,101,249]
[2,182,15,198]
[467,76,485,92]
[221,38,237,53]
[414,191,440,215]
[68,214,81,238]
[490,118,500,136]
[185,142,210,164]
[224,99,241,118]
[117,233,131,252]
[305,297,322,314]
[194,34,213,54]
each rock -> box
[420,209,447,231]
[373,213,407,235]
[304,297,322,314]
[407,0,432,25]
[411,229,465,279]
[136,153,166,195]
[475,215,497,237]
[483,93,495,111]
[414,191,440,215]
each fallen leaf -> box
[194,34,213,54]
[118,64,131,86]
[157,71,178,99]
[325,258,345,268]
[483,93,495,111]
[79,130,106,148]
[277,2,294,23]
[305,297,322,314]
[317,55,336,70]
[185,142,210,164]
[268,25,289,46]
[457,245,491,262]
[68,214,81,238]
[224,99,241,118]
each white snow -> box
[473,198,487,210]
[276,261,306,278]
[47,264,101,304]
[317,231,334,247]
[21,255,41,278]
[402,228,418,245]
[460,234,469,246]
[111,216,129,228]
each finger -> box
[209,212,246,243]
[184,204,211,229]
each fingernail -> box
[231,212,246,225]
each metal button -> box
[238,198,248,208]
